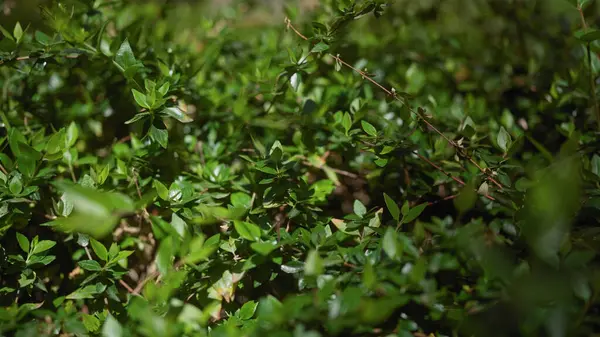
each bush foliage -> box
[1,0,600,336]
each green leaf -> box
[16,232,29,253]
[353,199,367,218]
[311,42,329,53]
[32,240,56,255]
[171,213,187,238]
[158,82,170,96]
[401,201,410,216]
[13,22,23,42]
[0,24,15,41]
[382,227,400,259]
[90,238,108,261]
[65,122,79,148]
[161,107,193,123]
[156,236,175,275]
[362,260,376,289]
[149,125,168,149]
[35,31,51,45]
[454,183,477,214]
[78,260,103,271]
[102,314,123,337]
[281,261,304,274]
[82,313,101,332]
[304,250,323,276]
[115,39,142,77]
[497,126,511,152]
[125,112,150,124]
[131,89,149,109]
[9,174,23,195]
[250,241,278,256]
[233,220,261,241]
[383,193,400,221]
[342,112,352,135]
[46,130,65,154]
[403,203,427,223]
[575,28,600,42]
[153,180,169,200]
[238,301,258,320]
[67,283,105,299]
[47,181,135,238]
[230,192,252,209]
[361,120,377,136]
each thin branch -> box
[132,260,184,295]
[415,151,495,201]
[284,18,505,190]
[119,279,137,294]
[577,4,600,128]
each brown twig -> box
[132,260,184,295]
[415,151,495,201]
[577,4,600,129]
[284,18,505,190]
[119,279,137,294]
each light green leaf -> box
[156,236,175,275]
[9,174,23,195]
[311,42,329,53]
[361,120,377,136]
[238,300,258,320]
[234,220,261,241]
[102,314,123,337]
[16,232,29,253]
[131,89,149,109]
[153,179,169,200]
[497,126,511,152]
[82,313,101,332]
[47,181,135,238]
[250,241,278,256]
[304,250,323,276]
[382,227,400,259]
[13,22,23,42]
[353,199,367,218]
[161,107,193,123]
[342,112,352,135]
[32,240,56,255]
[90,238,108,261]
[65,122,79,148]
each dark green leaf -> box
[90,238,108,261]
[78,260,103,271]
[403,203,427,223]
[383,193,400,221]
[161,107,193,123]
[149,125,168,149]
[575,28,600,42]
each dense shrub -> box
[1,0,600,336]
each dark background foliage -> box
[1,0,600,336]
